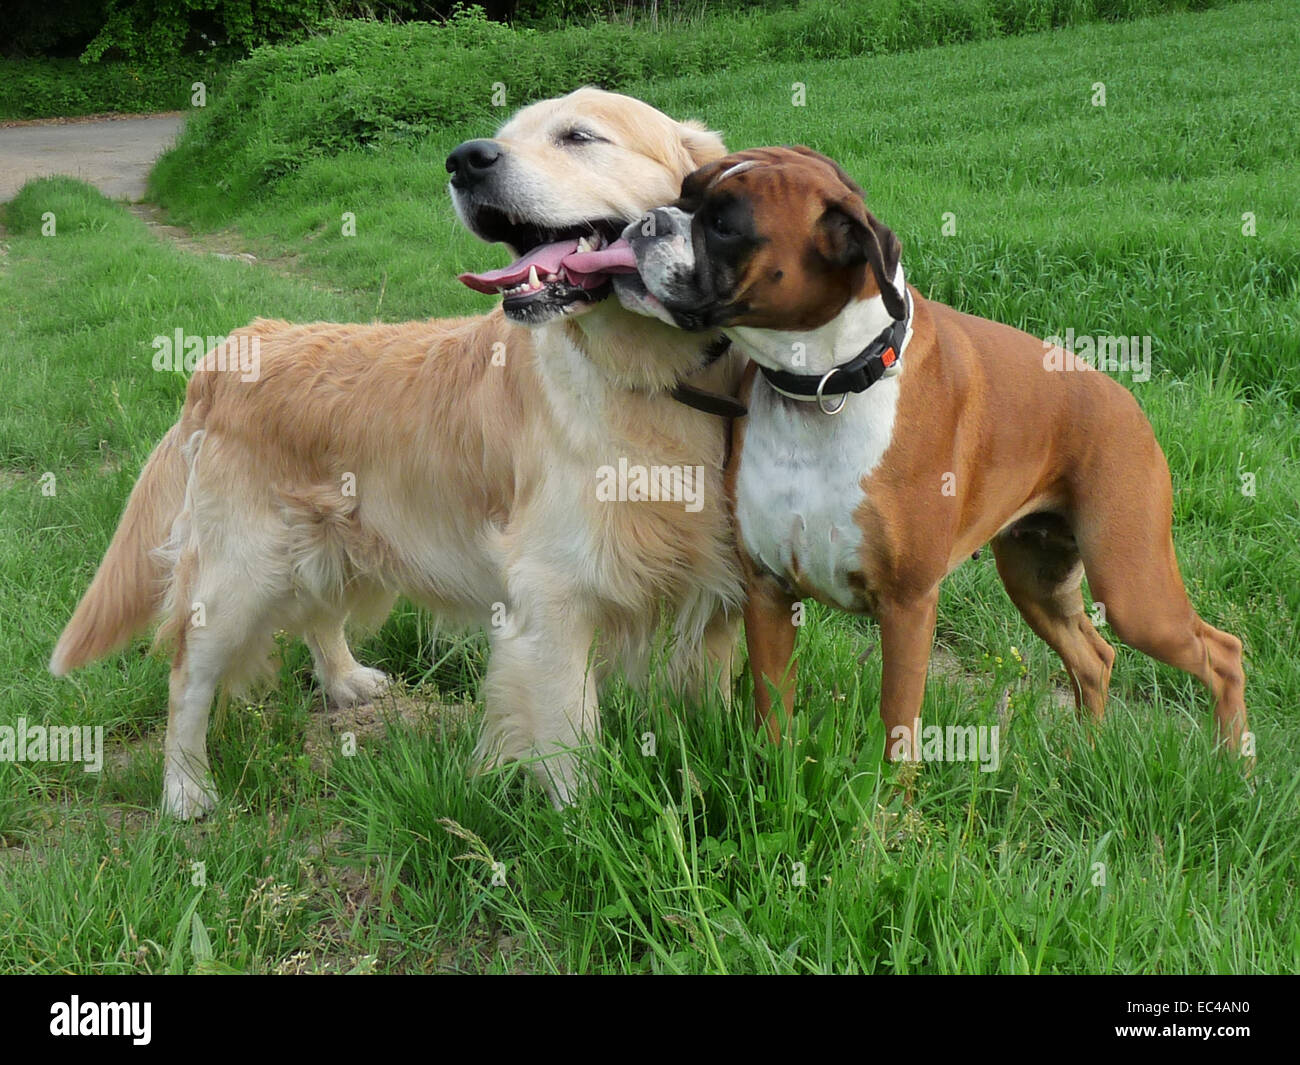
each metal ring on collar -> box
[816,369,848,415]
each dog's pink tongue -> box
[560,239,637,282]
[458,239,579,293]
[458,237,639,294]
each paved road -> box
[0,114,186,202]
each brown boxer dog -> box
[607,146,1248,759]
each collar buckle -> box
[815,369,849,415]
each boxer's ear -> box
[864,209,905,319]
[818,203,906,320]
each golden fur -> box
[51,90,744,817]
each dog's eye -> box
[706,212,736,238]
[560,128,600,145]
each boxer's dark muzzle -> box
[615,207,748,331]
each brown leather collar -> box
[671,382,747,419]
[670,337,748,419]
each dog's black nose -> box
[446,139,502,189]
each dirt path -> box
[0,112,348,289]
[126,202,259,262]
[0,112,186,202]
[0,112,368,291]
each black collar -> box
[759,288,912,407]
[670,336,748,419]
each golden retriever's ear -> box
[676,120,727,169]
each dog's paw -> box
[326,666,390,708]
[162,771,219,821]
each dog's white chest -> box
[735,377,900,610]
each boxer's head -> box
[614,147,904,337]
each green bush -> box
[153,0,1222,209]
[0,55,233,119]
[9,1,753,64]
[80,0,336,63]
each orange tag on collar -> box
[881,347,897,368]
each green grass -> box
[152,0,1299,401]
[5,1,1208,122]
[148,0,1232,209]
[1,0,1298,973]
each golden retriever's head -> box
[450,88,724,327]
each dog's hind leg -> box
[306,620,390,707]
[1073,481,1247,751]
[163,638,222,821]
[992,517,1115,721]
[162,559,270,820]
[161,521,285,819]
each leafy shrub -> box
[80,1,336,63]
[154,0,1221,207]
[0,55,233,119]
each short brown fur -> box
[713,148,1246,757]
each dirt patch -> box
[927,644,1076,723]
[303,684,475,773]
[126,203,258,263]
[124,203,350,295]
[94,678,472,779]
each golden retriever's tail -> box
[50,422,191,675]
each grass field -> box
[1,0,1297,973]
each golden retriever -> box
[50,89,743,817]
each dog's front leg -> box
[876,591,940,762]
[744,572,800,743]
[476,578,599,808]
